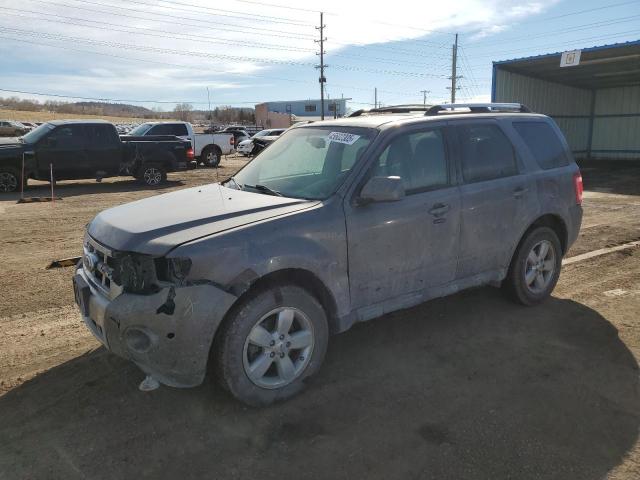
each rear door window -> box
[87,124,119,147]
[513,121,569,169]
[458,123,517,183]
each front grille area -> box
[83,234,123,300]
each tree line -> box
[0,97,256,124]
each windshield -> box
[127,123,153,136]
[21,123,55,143]
[253,130,269,138]
[230,126,376,200]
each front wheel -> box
[138,163,166,186]
[214,285,329,406]
[0,167,24,193]
[503,226,562,305]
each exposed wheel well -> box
[522,214,568,255]
[228,268,340,334]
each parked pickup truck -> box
[0,120,195,192]
[126,121,235,167]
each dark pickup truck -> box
[0,120,195,192]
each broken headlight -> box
[112,253,159,294]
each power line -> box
[2,8,315,53]
[1,9,452,68]
[26,0,316,39]
[515,0,640,25]
[468,29,640,59]
[19,0,453,60]
[467,13,640,47]
[0,26,450,79]
[0,87,259,104]
[93,0,315,27]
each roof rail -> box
[425,103,531,115]
[349,104,434,117]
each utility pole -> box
[420,89,431,106]
[374,87,377,109]
[449,33,461,103]
[315,12,327,120]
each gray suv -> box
[73,103,583,406]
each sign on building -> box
[560,50,581,67]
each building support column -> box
[586,89,597,160]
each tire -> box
[214,285,329,406]
[0,167,24,193]
[138,163,166,186]
[503,226,562,306]
[201,146,221,168]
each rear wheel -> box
[0,167,23,193]
[138,163,166,186]
[503,226,562,305]
[214,285,329,406]
[201,146,221,168]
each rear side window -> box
[148,124,188,136]
[458,124,517,183]
[513,121,569,169]
[87,124,118,147]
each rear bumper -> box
[566,204,583,252]
[74,266,237,387]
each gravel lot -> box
[1,161,639,479]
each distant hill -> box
[73,102,156,117]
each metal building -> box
[492,40,640,162]
[256,98,349,119]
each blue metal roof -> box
[492,39,640,65]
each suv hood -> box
[88,183,318,255]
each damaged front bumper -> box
[73,266,236,388]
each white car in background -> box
[237,128,286,156]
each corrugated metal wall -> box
[493,69,591,157]
[592,85,640,160]
[494,69,640,161]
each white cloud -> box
[0,0,558,106]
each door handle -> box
[429,203,450,217]
[513,187,528,198]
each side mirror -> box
[45,137,58,148]
[358,176,405,204]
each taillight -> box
[573,171,583,205]
[186,147,194,160]
[230,136,235,145]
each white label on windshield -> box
[327,131,360,145]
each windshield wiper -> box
[244,183,283,196]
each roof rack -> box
[349,104,435,117]
[425,103,531,115]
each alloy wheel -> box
[524,239,556,294]
[243,307,314,389]
[143,167,161,186]
[0,172,18,192]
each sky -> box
[1,0,639,112]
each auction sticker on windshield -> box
[327,131,360,145]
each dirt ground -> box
[0,162,639,479]
[0,109,169,125]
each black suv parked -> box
[74,103,583,405]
